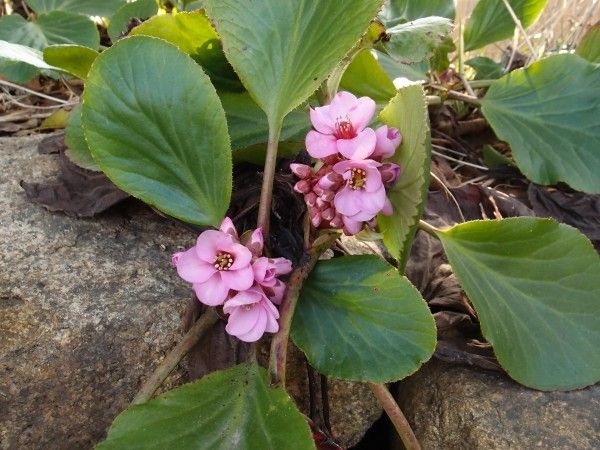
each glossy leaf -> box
[438,218,600,390]
[292,255,436,382]
[26,0,126,17]
[383,16,453,65]
[466,56,504,80]
[481,54,600,193]
[65,104,98,171]
[98,362,315,450]
[108,0,159,42]
[464,0,548,51]
[340,49,396,104]
[130,11,241,91]
[0,39,58,83]
[82,36,231,226]
[380,0,456,27]
[221,92,309,153]
[378,84,431,269]
[43,45,98,79]
[205,0,383,125]
[576,24,600,63]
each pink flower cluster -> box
[172,218,292,342]
[292,92,402,235]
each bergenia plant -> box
[8,0,599,448]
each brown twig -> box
[369,383,422,450]
[131,309,220,405]
[268,231,340,387]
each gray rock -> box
[0,135,379,449]
[394,359,600,450]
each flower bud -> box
[290,163,313,179]
[379,163,401,187]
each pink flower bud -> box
[290,163,313,179]
[294,180,311,194]
[321,208,336,221]
[372,125,402,160]
[330,215,344,228]
[379,163,401,187]
[321,190,335,202]
[304,192,317,207]
[315,197,328,210]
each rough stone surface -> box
[394,359,600,450]
[0,135,380,449]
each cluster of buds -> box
[292,91,402,235]
[172,218,292,342]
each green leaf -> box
[65,104,98,171]
[26,0,126,17]
[205,0,383,125]
[37,11,100,49]
[381,0,455,27]
[82,36,232,226]
[0,59,40,83]
[437,217,600,390]
[383,16,453,65]
[40,107,69,129]
[378,84,431,269]
[130,11,241,91]
[221,92,309,154]
[429,35,455,72]
[0,14,45,49]
[108,0,159,42]
[576,24,600,63]
[376,49,429,82]
[464,0,548,51]
[481,144,514,168]
[0,39,59,83]
[98,362,315,450]
[43,45,98,79]
[340,49,396,104]
[481,54,600,193]
[292,255,436,382]
[465,56,504,80]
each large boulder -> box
[0,135,379,449]
[394,359,600,450]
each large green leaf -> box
[437,218,600,390]
[481,54,600,194]
[0,40,57,70]
[43,45,98,79]
[26,0,126,17]
[340,49,396,104]
[465,56,504,80]
[0,14,45,49]
[82,36,231,226]
[65,104,98,171]
[98,362,315,450]
[576,24,600,63]
[377,85,431,269]
[221,92,309,153]
[292,255,436,382]
[130,11,241,91]
[108,0,159,42]
[383,16,453,65]
[376,49,429,82]
[205,0,383,126]
[380,0,456,27]
[464,0,548,51]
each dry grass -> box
[457,0,600,59]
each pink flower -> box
[224,286,279,342]
[379,162,401,187]
[172,218,254,306]
[333,159,387,222]
[372,126,402,160]
[306,91,377,160]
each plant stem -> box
[256,122,282,237]
[131,309,219,405]
[369,383,422,450]
[429,85,481,106]
[468,79,495,89]
[418,220,440,238]
[269,232,340,387]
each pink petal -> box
[175,247,216,283]
[246,228,264,257]
[381,197,393,216]
[193,273,230,306]
[348,96,376,131]
[364,165,384,192]
[336,128,376,160]
[306,130,338,159]
[221,265,254,291]
[343,216,363,235]
[235,308,268,342]
[219,217,239,241]
[195,230,233,263]
[266,279,287,305]
[227,243,252,270]
[224,288,263,311]
[329,91,358,115]
[252,257,270,284]
[372,125,401,159]
[334,187,361,217]
[270,258,292,275]
[226,306,260,336]
[264,302,280,333]
[309,106,335,134]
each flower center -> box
[334,119,356,140]
[243,304,254,311]
[349,168,367,190]
[214,252,234,271]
